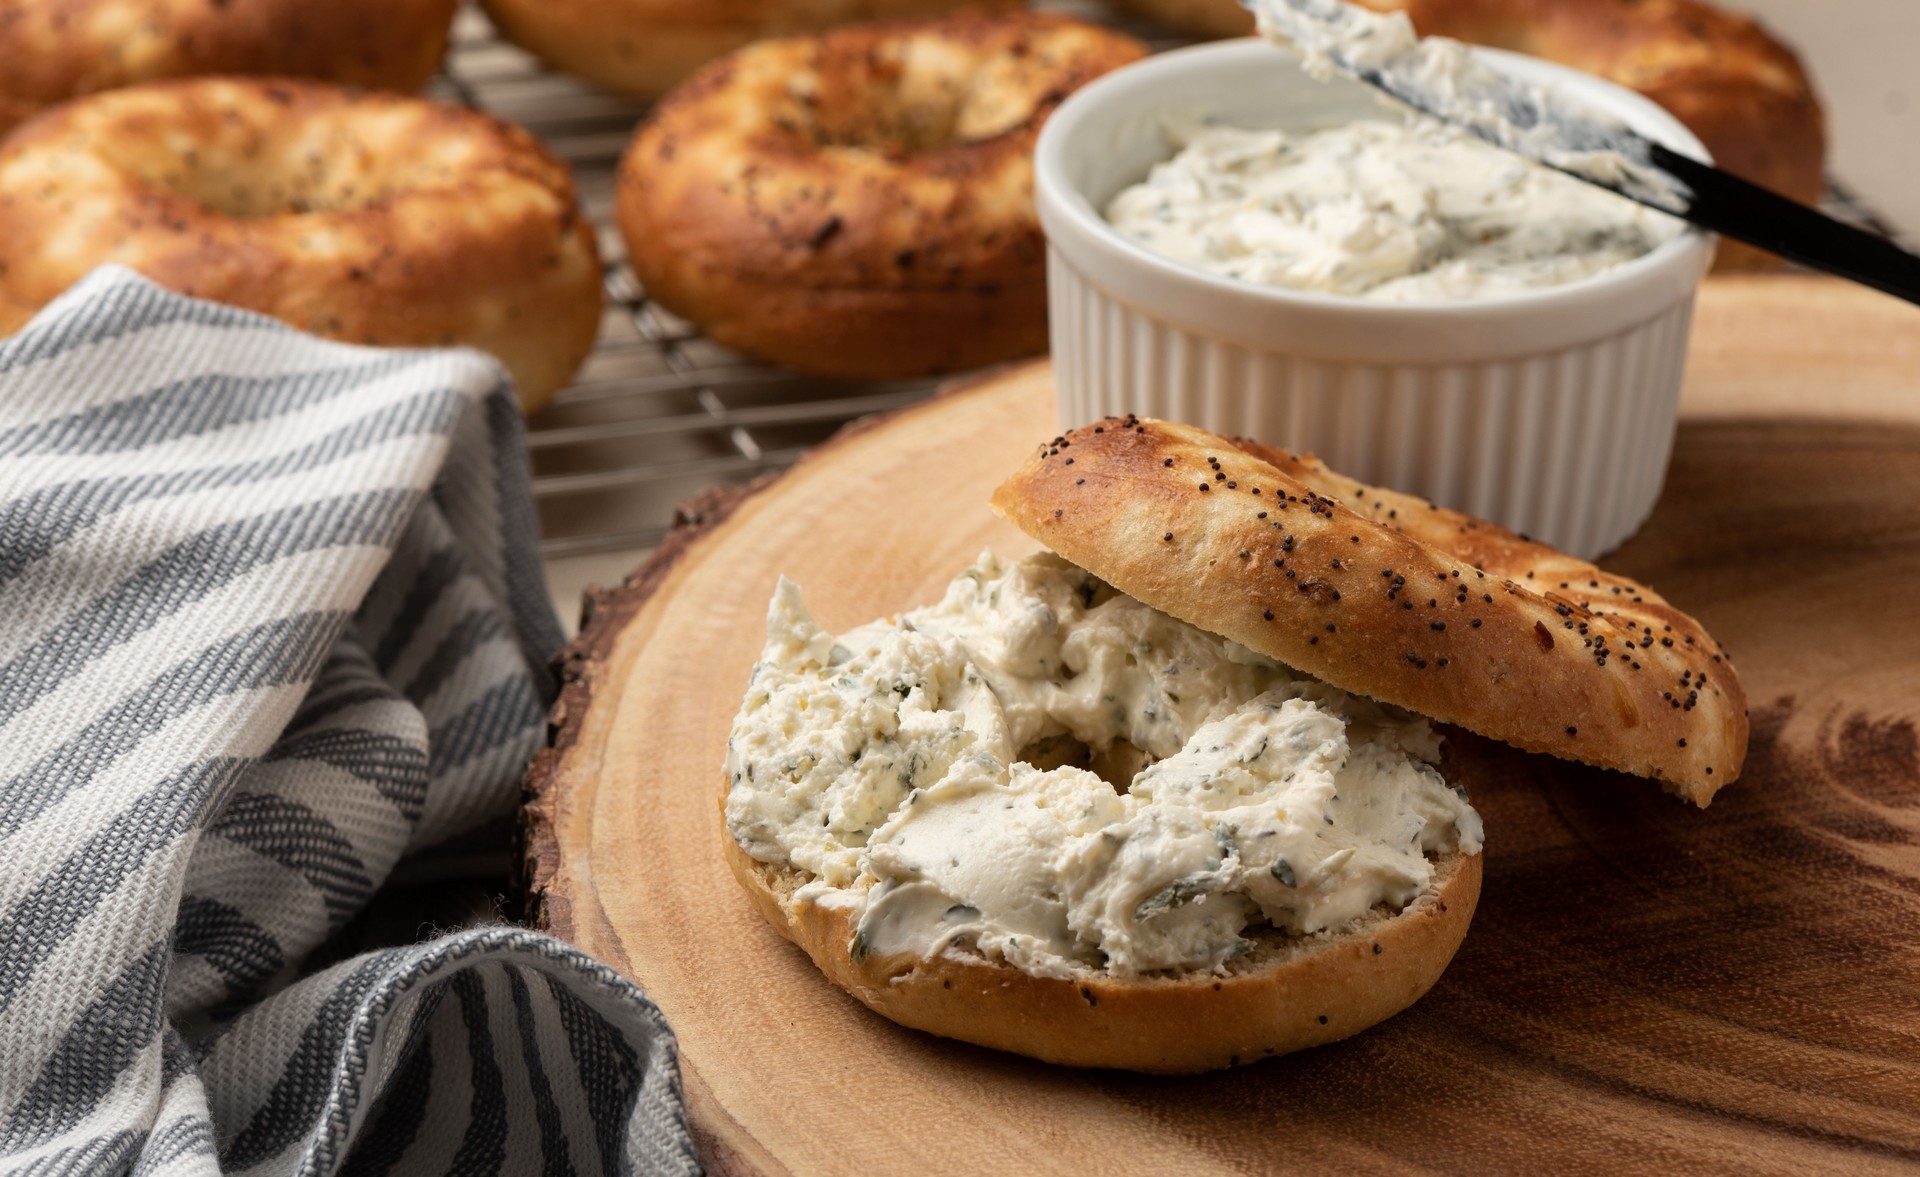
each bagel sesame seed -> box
[1431,622,1445,631]
[1227,480,1237,488]
[1064,458,1073,465]
[1471,619,1482,628]
[1163,532,1173,541]
[1199,483,1210,492]
[1264,610,1274,620]
[1257,512,1268,519]
[1706,767,1713,775]
[1076,479,1084,485]
[1309,636,1319,645]
[1678,738,1688,748]
[1215,472,1226,481]
[1163,458,1173,467]
[1566,726,1578,736]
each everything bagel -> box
[617,12,1145,378]
[992,417,1749,804]
[0,0,458,137]
[480,0,1023,100]
[0,79,603,414]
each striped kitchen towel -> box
[0,268,699,1176]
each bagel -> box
[617,12,1145,379]
[0,79,602,414]
[0,0,457,138]
[480,0,1024,101]
[725,553,1484,1073]
[991,416,1749,805]
[726,817,1480,1073]
[1118,0,1825,270]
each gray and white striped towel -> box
[0,268,699,1176]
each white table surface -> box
[540,1,1920,633]
[1736,0,1919,240]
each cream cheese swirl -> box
[724,552,1482,979]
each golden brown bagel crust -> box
[991,417,1748,805]
[481,0,1025,100]
[0,0,457,137]
[0,79,602,413]
[725,807,1481,1074]
[1116,0,1825,270]
[616,12,1145,379]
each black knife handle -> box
[1650,144,1920,307]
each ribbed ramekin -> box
[1034,39,1715,558]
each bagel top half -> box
[991,416,1748,804]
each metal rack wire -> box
[433,6,1906,562]
[432,4,1183,560]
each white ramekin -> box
[1034,39,1715,558]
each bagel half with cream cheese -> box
[722,416,1745,1074]
[992,417,1748,804]
[724,824,1480,1073]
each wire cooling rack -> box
[430,3,1183,561]
[431,6,1908,564]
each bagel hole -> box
[779,40,1051,156]
[1020,733,1152,794]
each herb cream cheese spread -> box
[725,552,1482,980]
[1105,118,1681,301]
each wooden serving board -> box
[524,276,1920,1175]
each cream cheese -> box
[1247,0,1691,212]
[1105,118,1681,301]
[725,552,1482,980]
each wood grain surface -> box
[523,276,1920,1175]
